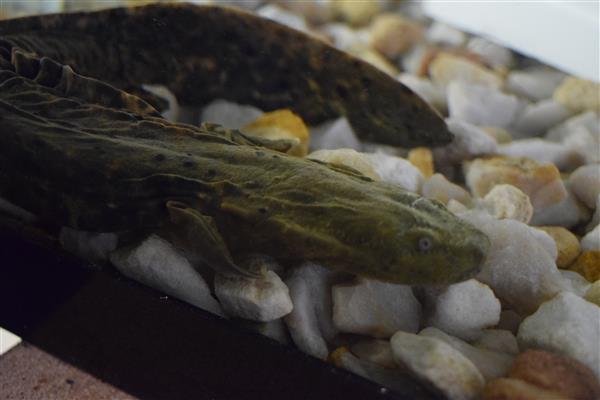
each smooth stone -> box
[530,188,588,228]
[569,251,600,282]
[497,138,583,172]
[482,184,533,224]
[201,99,263,129]
[309,117,362,151]
[426,21,466,46]
[420,327,514,381]
[330,347,420,396]
[307,148,379,180]
[581,225,600,252]
[60,227,118,264]
[560,270,592,297]
[481,126,512,144]
[505,68,566,101]
[434,119,497,165]
[546,111,599,143]
[407,147,435,178]
[142,84,179,122]
[466,37,513,69]
[367,153,423,192]
[0,197,36,223]
[110,235,224,316]
[329,0,381,26]
[390,331,485,400]
[332,278,421,338]
[473,329,519,355]
[369,13,423,59]
[517,292,600,380]
[562,125,600,165]
[511,99,572,138]
[398,73,446,112]
[321,23,370,51]
[214,270,293,322]
[568,164,600,209]
[537,226,580,268]
[458,211,566,314]
[446,199,469,214]
[464,156,567,211]
[400,43,431,76]
[424,279,500,341]
[284,262,340,360]
[242,109,310,157]
[256,4,310,33]
[482,378,574,400]
[429,53,502,88]
[584,281,600,306]
[553,77,600,114]
[422,173,472,206]
[508,349,600,400]
[350,339,396,369]
[447,81,520,128]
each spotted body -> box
[0,4,489,284]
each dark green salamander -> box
[0,3,489,284]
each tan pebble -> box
[584,280,600,306]
[329,346,351,368]
[464,156,567,210]
[408,147,434,178]
[481,126,512,144]
[242,109,310,157]
[330,0,380,26]
[350,45,400,76]
[446,199,469,214]
[509,349,600,400]
[351,339,397,369]
[422,173,472,206]
[554,77,600,113]
[537,227,581,268]
[482,184,533,223]
[369,13,423,59]
[569,251,600,282]
[429,53,503,88]
[482,378,571,400]
[417,47,483,77]
[307,148,380,180]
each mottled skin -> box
[0,4,489,284]
[0,3,451,147]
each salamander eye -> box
[417,236,433,252]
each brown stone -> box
[569,251,600,282]
[408,147,434,178]
[242,109,310,157]
[508,349,600,400]
[537,226,581,268]
[369,13,423,59]
[482,378,570,400]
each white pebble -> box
[458,211,566,314]
[398,73,446,112]
[447,81,521,128]
[517,292,600,380]
[110,235,224,316]
[506,68,566,101]
[201,99,263,129]
[546,111,599,142]
[434,119,497,165]
[581,225,600,252]
[307,148,379,180]
[390,331,485,400]
[424,279,501,341]
[568,164,600,209]
[482,184,533,224]
[497,138,582,171]
[560,270,592,297]
[284,262,339,360]
[422,173,472,205]
[332,278,421,338]
[214,270,293,322]
[420,327,514,381]
[530,188,587,228]
[511,99,572,138]
[562,126,600,165]
[473,329,519,355]
[426,21,466,46]
[60,227,118,263]
[256,4,310,33]
[322,23,369,51]
[366,153,423,192]
[466,37,513,69]
[310,117,362,151]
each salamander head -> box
[325,192,490,285]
